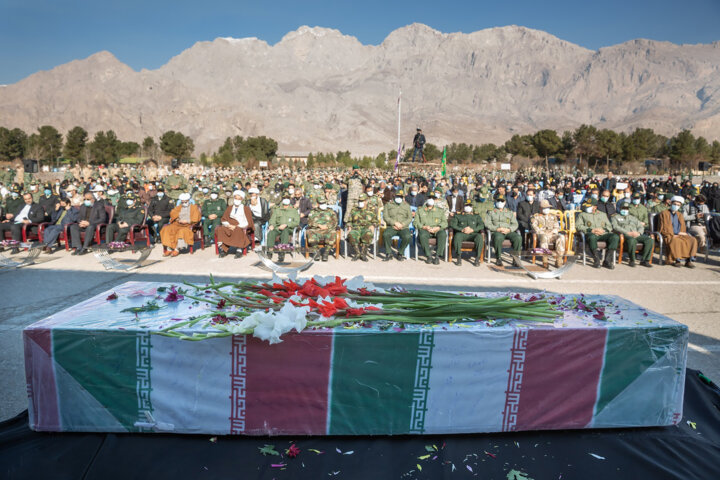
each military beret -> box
[358,193,368,201]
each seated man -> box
[416,196,448,264]
[684,194,710,251]
[516,188,540,248]
[160,193,201,257]
[658,196,697,268]
[266,193,300,262]
[0,192,46,252]
[381,189,412,261]
[148,185,173,242]
[449,199,484,267]
[216,190,255,258]
[201,187,227,244]
[42,196,80,253]
[347,193,378,262]
[485,194,521,267]
[575,198,619,269]
[69,192,108,255]
[306,199,338,262]
[531,200,566,268]
[106,192,146,244]
[611,203,654,268]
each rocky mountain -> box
[0,23,719,156]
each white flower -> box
[312,275,336,286]
[243,303,310,344]
[346,298,383,310]
[345,275,386,294]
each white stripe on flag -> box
[423,329,515,433]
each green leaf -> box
[259,444,280,456]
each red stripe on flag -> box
[23,329,59,430]
[244,331,333,435]
[514,329,607,431]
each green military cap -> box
[282,192,291,199]
[632,192,642,199]
[434,186,443,193]
[211,186,220,193]
[352,165,359,170]
[465,198,472,205]
[582,198,595,208]
[283,181,290,188]
[618,202,630,210]
[494,194,506,202]
[358,193,368,201]
[156,184,165,191]
[125,191,137,199]
[324,183,333,190]
[11,183,21,193]
[395,189,405,197]
[43,182,52,190]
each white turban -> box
[233,190,246,198]
[670,195,684,204]
[248,187,260,194]
[179,193,191,201]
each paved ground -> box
[1,244,718,421]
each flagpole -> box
[395,89,402,173]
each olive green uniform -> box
[627,203,649,228]
[266,206,300,246]
[382,200,413,257]
[415,205,448,258]
[165,174,188,201]
[576,210,619,251]
[485,208,521,259]
[611,213,654,262]
[106,204,146,243]
[202,197,227,238]
[449,212,485,258]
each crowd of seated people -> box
[1,165,719,269]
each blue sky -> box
[1,0,719,85]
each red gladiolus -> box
[345,308,365,317]
[286,444,301,458]
[164,286,184,303]
[357,288,373,296]
[257,289,274,298]
[332,297,348,309]
[324,277,348,296]
[364,306,380,311]
[317,301,338,318]
[106,292,118,301]
[216,299,226,309]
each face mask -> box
[670,204,680,212]
[632,199,640,205]
[319,204,328,210]
[282,199,291,206]
[591,193,599,200]
[394,197,402,204]
[233,199,242,206]
[126,200,134,206]
[11,192,18,198]
[426,199,435,207]
[358,201,365,208]
[601,196,609,203]
[585,207,594,214]
[287,189,295,195]
[542,208,551,215]
[314,185,321,190]
[209,193,218,200]
[434,192,441,198]
[157,192,164,198]
[366,191,374,197]
[44,189,52,196]
[202,188,209,194]
[658,195,664,200]
[620,209,629,216]
[624,193,631,198]
[84,200,92,207]
[496,202,505,209]
[410,191,417,196]
[30,186,37,191]
[463,206,473,213]
[527,196,535,202]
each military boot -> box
[351,245,360,261]
[604,250,616,270]
[278,252,285,263]
[455,253,462,266]
[360,245,369,262]
[592,250,602,268]
[474,256,482,267]
[321,248,329,262]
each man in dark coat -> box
[0,193,46,248]
[148,185,173,242]
[42,197,80,252]
[106,192,146,244]
[69,192,108,255]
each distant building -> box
[277,152,309,164]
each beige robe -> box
[658,209,697,262]
[160,204,201,250]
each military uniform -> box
[530,209,566,266]
[611,209,654,266]
[306,206,338,261]
[576,200,619,268]
[472,194,494,218]
[449,201,484,266]
[266,199,300,261]
[344,171,363,223]
[485,199,521,263]
[347,193,377,261]
[202,190,227,241]
[165,173,188,201]
[627,199,649,229]
[106,194,146,244]
[3,185,23,219]
[382,192,412,260]
[415,202,448,263]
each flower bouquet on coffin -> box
[154,275,562,343]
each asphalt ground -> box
[1,244,719,421]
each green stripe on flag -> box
[441,147,447,177]
[329,332,420,435]
[595,326,685,416]
[53,329,139,430]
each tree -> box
[142,136,158,157]
[694,137,711,160]
[63,126,88,162]
[32,125,63,163]
[623,128,661,162]
[473,143,497,163]
[423,143,442,162]
[669,129,696,165]
[573,125,600,162]
[532,130,562,170]
[118,141,140,157]
[504,135,536,158]
[375,152,387,169]
[596,129,623,169]
[447,142,473,163]
[89,130,120,164]
[0,127,27,161]
[160,130,194,159]
[710,140,720,164]
[306,153,315,168]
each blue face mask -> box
[591,194,599,200]
[670,204,680,212]
[620,209,629,216]
[44,189,52,196]
[632,199,640,205]
[84,200,92,207]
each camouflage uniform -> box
[347,193,377,261]
[306,207,338,261]
[344,173,362,223]
[531,212,566,262]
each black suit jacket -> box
[77,202,108,225]
[517,201,541,230]
[14,202,46,224]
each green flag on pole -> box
[441,146,447,177]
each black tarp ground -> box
[2,369,719,480]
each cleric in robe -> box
[215,190,255,257]
[160,192,201,256]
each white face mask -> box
[426,199,435,207]
[542,208,551,215]
[585,207,594,214]
[624,193,631,198]
[358,202,365,208]
[233,199,242,206]
[319,204,328,210]
[410,191,417,196]
[210,193,218,200]
[282,199,291,205]
[527,196,535,202]
[434,192,441,198]
[496,202,505,209]
[157,192,164,198]
[314,185,321,189]
[463,206,473,213]
[126,199,134,206]
[287,188,295,195]
[202,188,209,194]
[394,197,402,204]
[366,191,374,197]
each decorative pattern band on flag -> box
[502,327,528,432]
[229,335,247,434]
[135,332,153,432]
[409,331,435,433]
